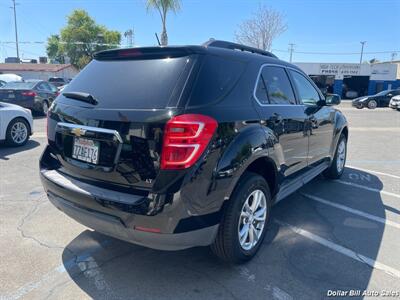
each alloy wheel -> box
[368,100,377,109]
[336,139,346,173]
[238,189,267,251]
[11,121,28,144]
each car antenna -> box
[155,33,161,46]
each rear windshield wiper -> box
[63,92,98,105]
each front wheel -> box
[6,118,30,146]
[211,172,272,263]
[323,134,347,179]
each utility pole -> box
[359,41,366,64]
[11,0,20,60]
[288,43,295,63]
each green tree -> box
[46,35,65,64]
[46,10,121,69]
[146,0,181,46]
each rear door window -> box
[255,66,296,105]
[60,57,191,109]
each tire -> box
[356,103,363,109]
[5,118,30,147]
[367,100,377,109]
[323,134,347,179]
[211,172,272,263]
[41,100,49,116]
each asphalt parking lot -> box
[1,103,399,300]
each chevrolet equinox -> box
[40,40,348,263]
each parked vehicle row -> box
[0,80,58,115]
[352,89,400,109]
[40,40,348,263]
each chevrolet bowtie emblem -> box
[71,127,86,137]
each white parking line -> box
[32,132,46,138]
[302,193,400,230]
[336,180,400,199]
[275,219,400,279]
[346,165,400,180]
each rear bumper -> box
[47,191,218,250]
[39,147,219,250]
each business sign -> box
[371,64,397,80]
[319,64,361,78]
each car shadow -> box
[0,140,41,160]
[33,114,46,120]
[61,167,388,299]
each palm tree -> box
[146,0,181,46]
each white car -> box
[0,102,33,146]
[389,95,400,109]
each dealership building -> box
[294,61,400,98]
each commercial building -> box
[0,63,79,81]
[295,61,400,98]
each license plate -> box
[8,93,15,99]
[72,137,100,164]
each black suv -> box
[40,40,348,263]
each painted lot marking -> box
[347,166,400,180]
[302,193,400,230]
[336,180,400,199]
[349,127,399,132]
[275,220,400,279]
[2,239,111,300]
[32,132,46,138]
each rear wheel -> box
[6,118,30,146]
[41,101,49,116]
[323,134,347,179]
[367,100,377,109]
[211,172,272,263]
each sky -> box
[0,0,399,64]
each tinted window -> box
[49,78,65,83]
[189,55,245,106]
[61,57,190,109]
[37,83,47,91]
[390,90,400,96]
[289,70,320,105]
[0,82,36,89]
[256,66,296,105]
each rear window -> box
[49,78,65,82]
[61,57,190,109]
[189,55,246,106]
[0,82,36,89]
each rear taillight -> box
[22,91,37,97]
[161,114,218,170]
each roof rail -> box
[203,39,278,59]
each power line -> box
[272,48,400,55]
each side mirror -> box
[387,94,393,97]
[325,94,341,106]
